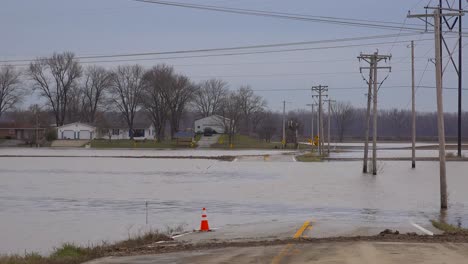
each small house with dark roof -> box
[95,112,156,140]
[0,121,46,141]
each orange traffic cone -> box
[199,208,211,232]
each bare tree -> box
[28,52,82,126]
[387,108,409,139]
[142,65,172,142]
[80,66,112,124]
[0,66,24,117]
[66,85,83,122]
[109,65,145,140]
[237,86,266,135]
[257,111,277,142]
[219,90,243,146]
[193,79,228,117]
[251,109,266,135]
[159,69,195,138]
[333,101,355,142]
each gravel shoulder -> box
[85,233,468,264]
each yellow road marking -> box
[271,221,312,264]
[293,221,310,239]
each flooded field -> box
[0,149,467,254]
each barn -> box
[57,122,96,140]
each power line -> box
[404,59,431,109]
[187,68,433,79]
[251,85,467,92]
[0,33,423,64]
[135,0,429,31]
[135,0,468,34]
[0,37,444,67]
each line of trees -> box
[1,52,268,141]
[2,51,467,142]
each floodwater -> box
[0,151,467,254]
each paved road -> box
[86,241,468,263]
[197,135,221,148]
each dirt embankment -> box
[106,232,468,257]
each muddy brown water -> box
[0,156,467,254]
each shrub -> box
[46,130,57,141]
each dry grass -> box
[295,151,327,162]
[0,230,171,264]
[431,220,468,234]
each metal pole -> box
[435,9,448,209]
[363,61,373,173]
[372,52,378,176]
[458,0,463,157]
[282,100,286,149]
[326,100,335,155]
[411,40,416,169]
[311,104,314,151]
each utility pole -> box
[434,8,448,209]
[436,0,464,157]
[312,85,328,156]
[325,99,336,155]
[362,59,374,173]
[282,100,286,149]
[411,40,416,169]
[358,52,392,175]
[408,6,464,209]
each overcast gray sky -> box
[0,0,466,113]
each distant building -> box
[97,124,156,140]
[194,115,229,134]
[0,122,46,141]
[57,122,96,140]
[58,120,158,141]
[94,113,156,140]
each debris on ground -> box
[379,229,400,236]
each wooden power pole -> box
[362,59,374,173]
[408,6,465,209]
[312,85,328,156]
[358,52,392,175]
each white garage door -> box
[79,130,91,139]
[62,130,75,139]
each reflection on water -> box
[0,157,467,254]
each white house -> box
[194,115,229,134]
[97,124,156,140]
[57,122,96,140]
